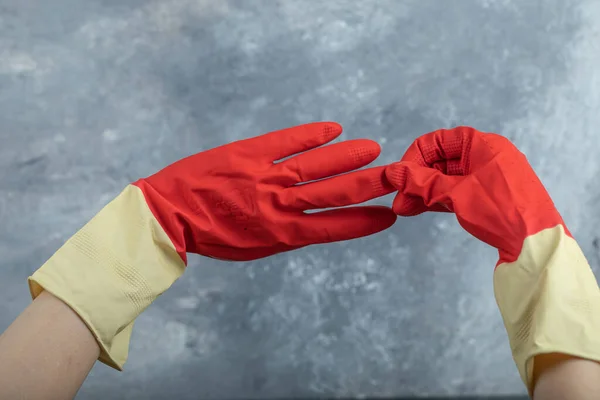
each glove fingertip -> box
[391,193,427,217]
[385,162,407,189]
[357,206,398,234]
[319,121,343,139]
[371,205,398,227]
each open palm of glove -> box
[134,122,397,263]
[385,126,569,265]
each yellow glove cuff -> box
[28,185,186,370]
[494,224,600,394]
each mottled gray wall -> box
[1,0,599,398]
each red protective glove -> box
[29,121,398,370]
[384,127,600,394]
[134,121,397,262]
[384,126,568,265]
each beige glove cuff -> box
[28,185,186,370]
[494,224,600,393]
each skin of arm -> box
[0,123,399,399]
[0,294,599,399]
[0,290,99,400]
[532,354,600,399]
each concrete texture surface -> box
[1,0,600,398]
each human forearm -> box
[0,290,99,400]
[385,127,600,396]
[492,225,600,394]
[0,122,395,398]
[533,353,600,399]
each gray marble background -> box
[1,0,599,398]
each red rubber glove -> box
[384,127,600,394]
[384,126,568,265]
[29,121,397,370]
[134,121,397,263]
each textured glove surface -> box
[385,126,568,265]
[135,121,397,262]
[385,126,600,393]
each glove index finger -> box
[386,161,462,216]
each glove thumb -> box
[385,161,464,216]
